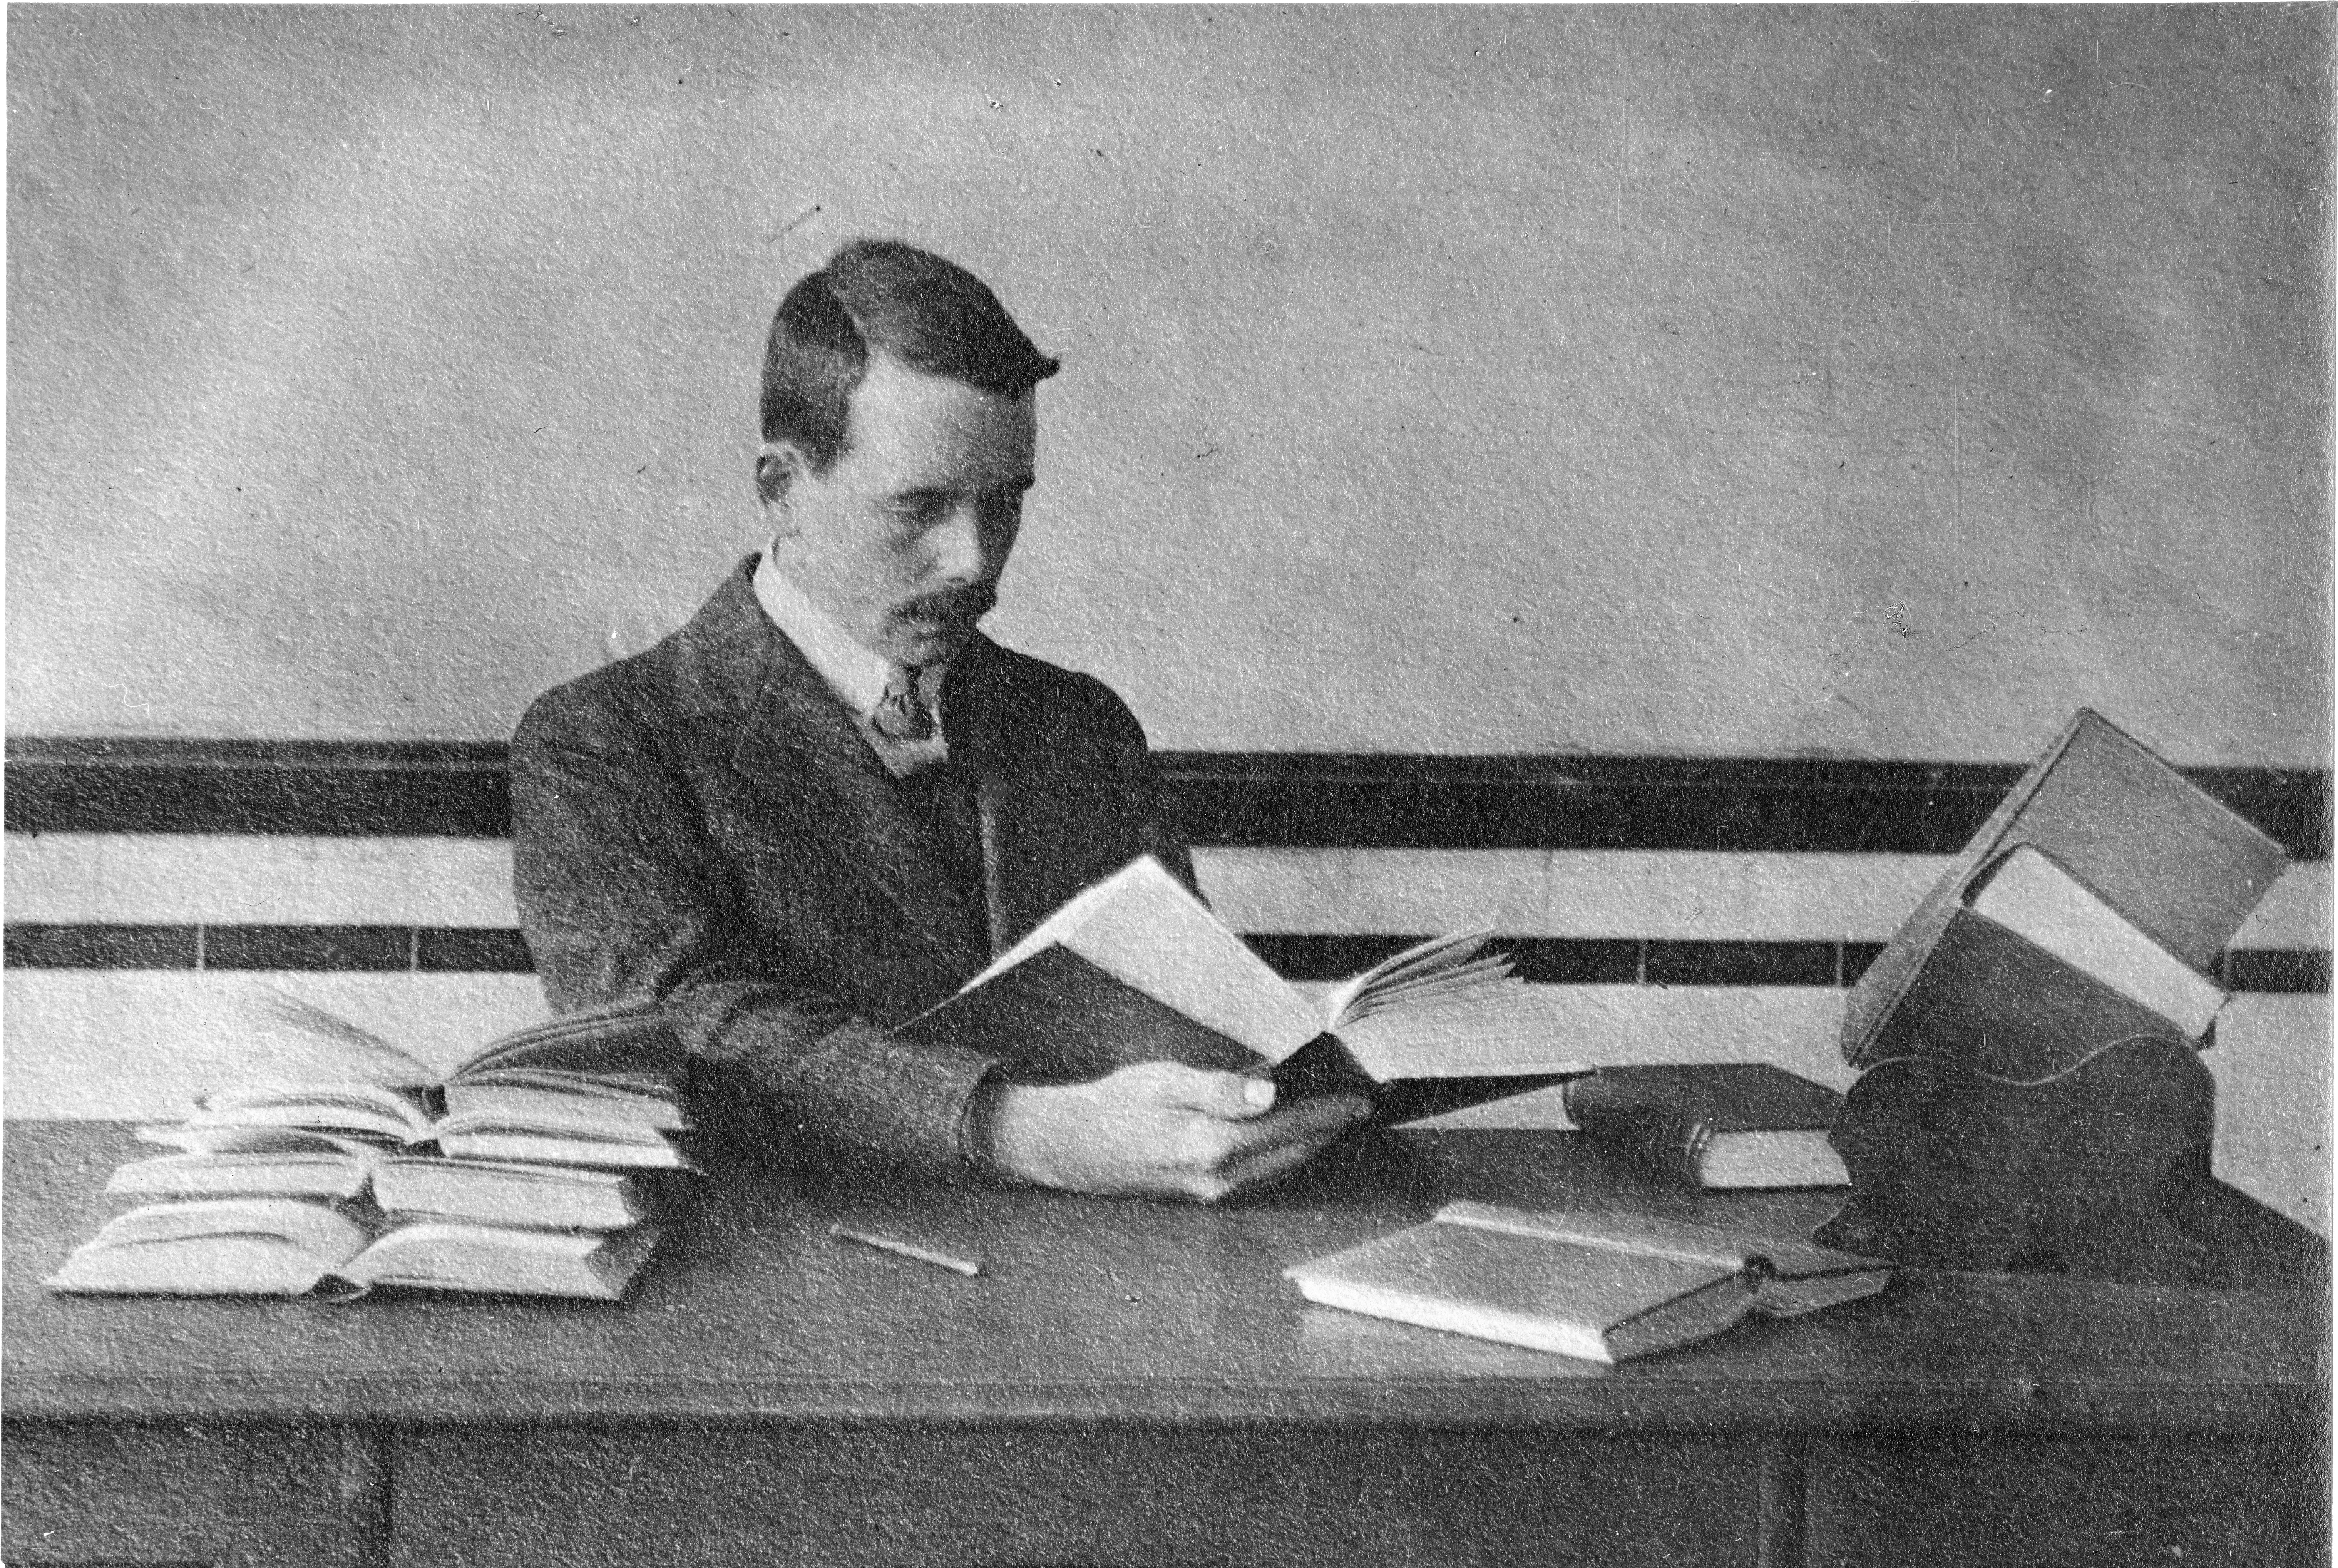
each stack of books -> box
[1810,708,2291,1276]
[47,995,689,1301]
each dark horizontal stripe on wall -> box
[1645,939,1842,989]
[1258,937,1646,986]
[7,740,2327,858]
[2224,949,2333,996]
[3,924,200,969]
[13,924,2324,996]
[1512,939,1645,986]
[6,739,510,837]
[201,925,414,972]
[1160,753,2331,858]
[416,927,537,972]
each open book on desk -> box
[896,856,1585,1122]
[45,1197,662,1300]
[112,1126,669,1231]
[179,992,690,1169]
[47,997,689,1301]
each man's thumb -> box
[1161,1065,1275,1118]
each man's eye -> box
[887,498,948,527]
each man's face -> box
[763,354,1037,668]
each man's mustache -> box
[904,584,997,623]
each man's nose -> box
[929,507,995,582]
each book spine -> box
[1675,1120,1716,1187]
[1567,1085,1704,1186]
[1612,1108,1705,1186]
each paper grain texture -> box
[6,8,2326,1565]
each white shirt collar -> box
[751,547,949,719]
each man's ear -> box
[756,441,810,528]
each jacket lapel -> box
[944,636,1108,949]
[702,574,993,984]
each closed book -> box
[897,855,1585,1120]
[106,1148,376,1203]
[1969,845,2226,1038]
[1562,1065,1848,1189]
[1842,710,2284,1073]
[1284,1202,1890,1364]
[373,1156,664,1232]
[335,1220,661,1300]
[1859,847,2234,1080]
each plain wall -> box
[7,5,2330,763]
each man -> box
[512,239,1366,1199]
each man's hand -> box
[979,1061,1373,1202]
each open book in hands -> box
[897,856,1585,1121]
[180,991,690,1169]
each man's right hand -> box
[978,1061,1373,1202]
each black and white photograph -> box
[4,6,2329,1565]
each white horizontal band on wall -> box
[3,969,2325,1234]
[7,835,2330,949]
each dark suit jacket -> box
[510,557,1193,1178]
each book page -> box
[969,856,1323,1061]
[242,985,438,1086]
[343,1221,654,1298]
[193,1083,435,1140]
[439,1081,686,1135]
[1057,872,1324,1061]
[81,1197,371,1256]
[1323,930,1498,1024]
[964,857,1166,987]
[452,1001,678,1080]
[1329,954,1583,1080]
[138,1124,387,1160]
[46,1234,353,1296]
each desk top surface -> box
[4,1121,2325,1433]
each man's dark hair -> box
[759,239,1060,478]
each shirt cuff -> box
[957,1066,1035,1186]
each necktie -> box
[870,664,936,743]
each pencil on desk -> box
[828,1222,984,1277]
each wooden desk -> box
[5,1122,2325,1568]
